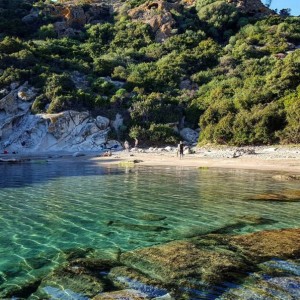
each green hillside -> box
[0,0,299,145]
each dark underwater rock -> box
[0,278,41,299]
[63,247,95,261]
[107,220,169,232]
[39,266,106,298]
[136,213,167,222]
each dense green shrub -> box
[0,0,299,145]
[148,123,179,144]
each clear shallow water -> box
[0,161,299,296]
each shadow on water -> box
[0,160,124,188]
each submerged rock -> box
[249,190,300,202]
[220,276,300,300]
[39,266,105,298]
[0,278,41,299]
[226,228,300,263]
[120,240,248,286]
[108,266,162,289]
[136,213,167,222]
[107,220,169,232]
[93,289,148,300]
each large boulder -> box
[180,128,199,143]
[128,0,180,42]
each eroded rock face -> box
[128,0,180,42]
[0,83,118,153]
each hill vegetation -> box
[0,0,299,145]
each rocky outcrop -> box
[43,1,111,37]
[0,83,121,153]
[128,0,180,42]
[227,0,273,15]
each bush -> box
[148,123,179,144]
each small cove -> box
[0,160,299,299]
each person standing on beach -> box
[178,141,184,159]
[124,140,130,152]
[134,138,138,148]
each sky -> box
[269,0,300,16]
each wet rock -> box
[120,240,248,286]
[93,289,148,300]
[226,228,300,263]
[249,190,300,202]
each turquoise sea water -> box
[0,160,299,297]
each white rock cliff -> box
[0,83,120,153]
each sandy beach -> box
[1,145,300,173]
[90,145,300,174]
